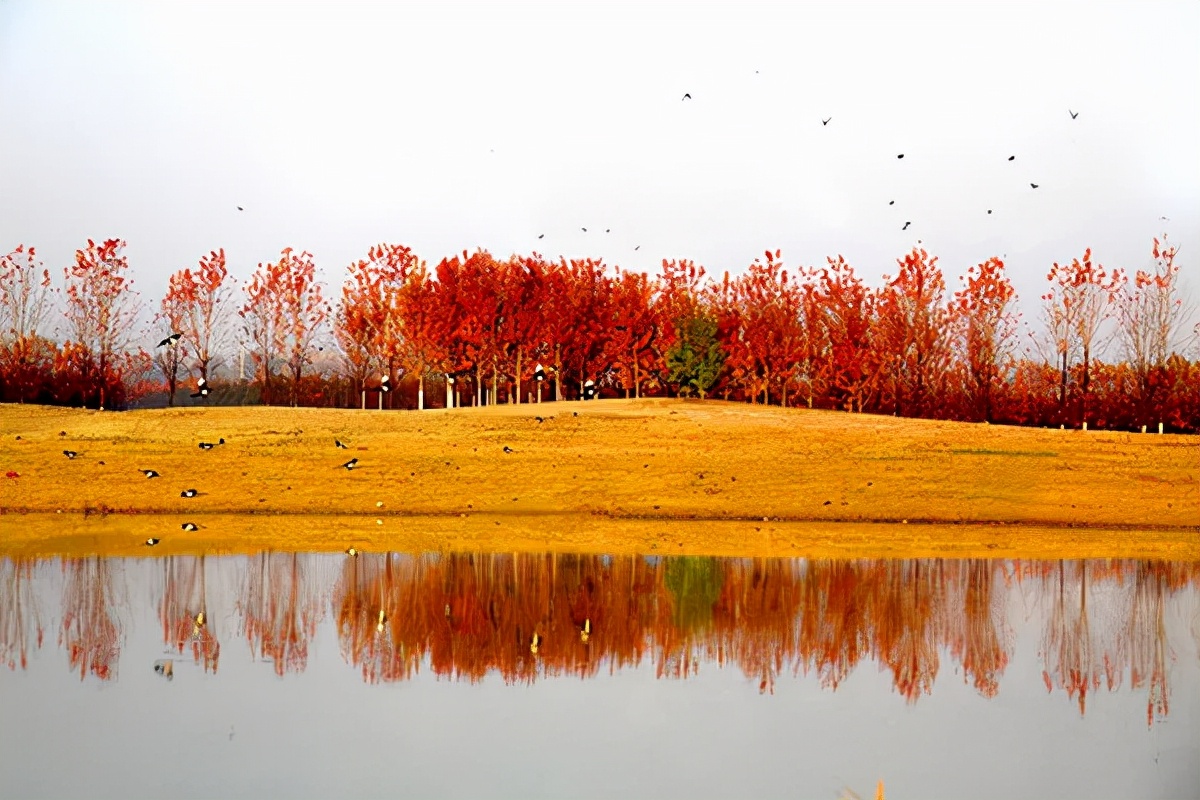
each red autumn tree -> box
[1042,249,1119,425]
[172,249,236,386]
[338,244,418,400]
[155,272,192,406]
[495,255,547,405]
[438,250,506,406]
[241,248,329,406]
[395,258,450,410]
[875,247,952,418]
[63,238,144,409]
[604,269,658,398]
[803,256,878,413]
[0,244,57,403]
[1113,236,1193,429]
[951,257,1020,422]
[732,250,807,405]
[559,258,614,396]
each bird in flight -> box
[190,377,209,399]
[236,206,244,211]
[897,154,904,159]
[822,117,831,126]
[1069,109,1079,119]
[141,469,160,478]
[682,93,691,101]
[145,538,160,547]
[341,458,359,471]
[988,210,993,215]
[63,450,79,459]
[634,245,640,251]
[335,439,348,449]
[538,234,544,239]
[605,229,611,233]
[180,489,198,498]
[581,227,587,233]
[379,375,390,393]
[1008,156,1015,161]
[181,522,199,531]
[888,200,895,206]
[1030,183,1039,189]
[902,221,912,231]
[157,332,182,348]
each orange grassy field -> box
[1,399,1196,559]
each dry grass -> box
[1,399,1196,559]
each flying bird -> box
[341,458,359,470]
[1008,156,1015,161]
[1069,109,1079,119]
[897,154,904,159]
[988,209,993,214]
[141,469,160,478]
[902,221,912,231]
[237,206,244,211]
[1030,183,1039,189]
[379,375,390,393]
[63,450,78,459]
[537,234,544,239]
[145,538,160,547]
[822,117,831,126]
[157,332,182,348]
[335,439,348,449]
[181,522,199,531]
[180,489,198,498]
[634,245,640,251]
[581,227,587,232]
[605,229,610,233]
[682,93,691,100]
[888,200,895,206]
[190,377,210,398]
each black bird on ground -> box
[182,522,199,531]
[535,416,545,423]
[141,469,160,478]
[63,450,78,459]
[335,439,348,449]
[822,117,831,126]
[217,438,225,445]
[503,446,514,453]
[181,489,198,498]
[145,538,160,547]
[341,458,359,470]
[157,332,182,348]
[902,221,912,231]
[1069,109,1079,119]
[199,442,215,450]
[682,93,691,100]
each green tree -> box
[664,557,724,634]
[666,314,725,398]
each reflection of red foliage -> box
[59,557,121,681]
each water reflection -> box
[3,553,1197,725]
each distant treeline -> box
[1,238,1197,431]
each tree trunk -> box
[418,374,425,411]
[554,344,563,402]
[476,365,482,407]
[633,353,640,399]
[514,348,522,405]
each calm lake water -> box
[1,553,1197,800]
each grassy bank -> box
[2,399,1196,558]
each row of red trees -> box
[1,238,1197,429]
[2,554,1192,724]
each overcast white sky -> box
[1,0,1197,339]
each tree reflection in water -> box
[4,554,1196,724]
[160,556,220,673]
[0,557,43,671]
[59,557,124,681]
